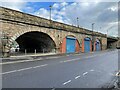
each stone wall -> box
[0,7,108,57]
[0,7,106,37]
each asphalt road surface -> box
[1,50,119,88]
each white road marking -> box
[0,59,42,65]
[33,65,42,68]
[46,57,58,59]
[1,64,48,75]
[40,64,48,67]
[87,56,96,58]
[116,72,120,76]
[63,80,71,85]
[60,58,80,63]
[83,72,88,76]
[90,69,94,72]
[17,67,33,71]
[75,75,81,79]
[2,70,17,75]
[60,55,99,63]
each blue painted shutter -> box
[84,38,91,52]
[66,37,76,53]
[96,42,100,51]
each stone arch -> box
[82,37,92,52]
[94,38,101,51]
[60,35,80,53]
[8,30,57,53]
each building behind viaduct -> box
[0,7,111,57]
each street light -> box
[92,23,95,32]
[49,5,52,21]
[92,23,95,51]
[77,17,79,27]
[107,29,108,37]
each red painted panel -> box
[94,42,96,51]
[81,39,84,53]
[90,40,92,52]
[60,38,66,53]
[75,40,80,52]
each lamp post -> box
[92,23,95,51]
[77,17,79,27]
[107,29,108,37]
[92,23,95,32]
[49,5,52,21]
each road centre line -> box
[17,67,33,71]
[63,58,80,62]
[60,58,80,63]
[83,72,88,76]
[1,70,17,75]
[75,75,81,79]
[33,65,42,68]
[0,59,41,65]
[90,69,94,72]
[63,80,71,85]
[1,64,48,75]
[46,57,59,59]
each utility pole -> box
[92,23,95,32]
[77,17,79,27]
[107,29,108,37]
[92,23,95,51]
[49,5,52,21]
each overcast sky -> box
[1,0,119,37]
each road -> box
[1,50,119,88]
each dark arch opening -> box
[15,31,56,53]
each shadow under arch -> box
[15,31,56,53]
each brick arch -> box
[60,35,80,53]
[8,30,57,52]
[81,37,92,52]
[94,38,101,51]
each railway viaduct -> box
[0,7,119,57]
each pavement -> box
[1,49,119,89]
[1,49,115,64]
